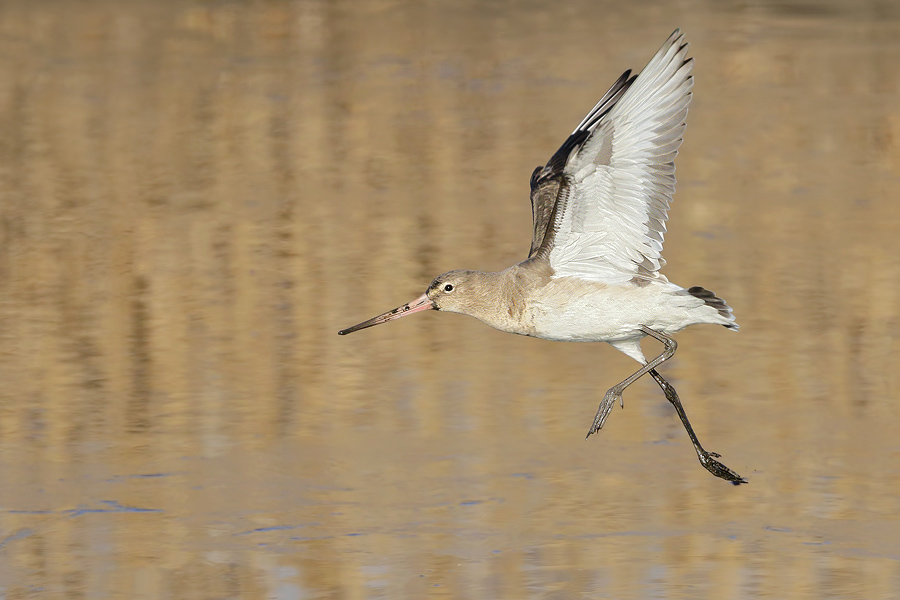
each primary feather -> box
[529,30,694,284]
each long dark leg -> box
[630,324,748,484]
[647,369,746,484]
[585,325,677,438]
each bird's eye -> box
[443,284,454,293]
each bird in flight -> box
[339,30,746,484]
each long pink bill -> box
[338,293,434,335]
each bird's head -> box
[424,270,488,314]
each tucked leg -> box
[647,367,747,484]
[585,326,676,438]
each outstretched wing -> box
[531,30,694,284]
[528,69,635,259]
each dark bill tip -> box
[336,317,381,336]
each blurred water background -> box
[0,0,898,598]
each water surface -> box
[0,1,898,598]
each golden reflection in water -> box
[0,0,898,598]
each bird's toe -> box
[699,451,747,484]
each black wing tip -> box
[529,165,544,190]
[575,70,637,134]
[549,130,590,170]
[531,52,642,191]
[616,68,633,87]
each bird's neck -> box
[458,267,536,336]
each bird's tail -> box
[687,286,739,330]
